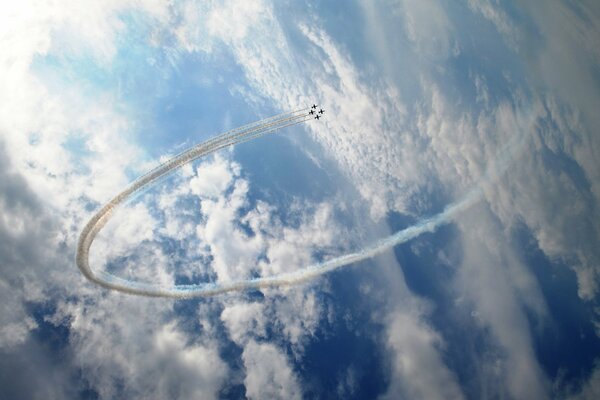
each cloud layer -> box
[1,1,599,399]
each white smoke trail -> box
[76,109,529,298]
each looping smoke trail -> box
[76,108,529,298]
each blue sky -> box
[1,1,600,399]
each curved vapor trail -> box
[77,109,527,298]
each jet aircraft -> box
[312,104,318,109]
[319,109,325,115]
[309,109,315,115]
[315,114,321,120]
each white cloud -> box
[0,2,175,245]
[63,295,228,399]
[381,311,465,400]
[0,279,37,350]
[189,153,237,199]
[92,202,157,259]
[519,1,600,199]
[456,204,550,399]
[195,175,265,282]
[0,4,230,398]
[152,323,229,399]
[0,141,62,350]
[242,340,302,400]
[184,155,341,352]
[269,289,322,352]
[260,201,341,276]
[513,1,600,299]
[221,301,267,345]
[186,153,348,287]
[219,263,328,392]
[207,0,269,42]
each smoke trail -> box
[76,109,529,298]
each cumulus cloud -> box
[189,154,238,198]
[242,340,302,400]
[221,301,267,345]
[181,152,348,286]
[195,175,264,283]
[151,322,229,399]
[92,202,158,261]
[62,296,228,399]
[186,153,343,352]
[0,140,60,350]
[381,311,464,400]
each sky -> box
[1,0,600,399]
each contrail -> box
[76,108,528,298]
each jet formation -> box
[309,104,325,120]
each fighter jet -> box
[309,109,315,115]
[315,114,321,120]
[318,109,325,115]
[311,104,318,109]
